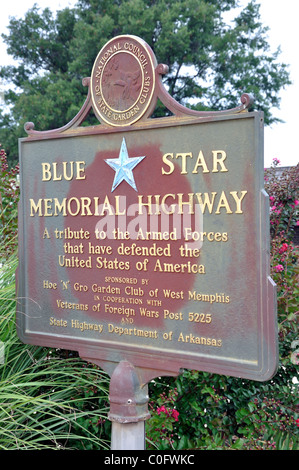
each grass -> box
[0,249,111,450]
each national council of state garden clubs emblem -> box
[90,35,156,127]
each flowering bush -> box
[264,159,299,239]
[271,233,298,344]
[265,161,299,371]
[146,386,181,449]
[0,145,19,259]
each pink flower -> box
[294,200,299,206]
[279,243,288,254]
[157,406,179,422]
[274,264,284,272]
[273,158,280,165]
[296,419,299,428]
[269,196,275,202]
[297,221,299,226]
[157,405,168,416]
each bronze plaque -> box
[90,35,156,126]
[16,112,278,381]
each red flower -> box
[157,405,168,416]
[156,406,179,421]
[279,243,288,254]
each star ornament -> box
[105,138,146,192]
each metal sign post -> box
[108,361,149,450]
[16,35,278,450]
[111,422,146,450]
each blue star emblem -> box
[105,138,145,192]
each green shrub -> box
[0,145,19,260]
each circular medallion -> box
[90,35,156,127]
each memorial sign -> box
[16,36,278,385]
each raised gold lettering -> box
[41,161,86,181]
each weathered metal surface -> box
[108,361,150,423]
[16,35,278,387]
[90,35,157,127]
[16,111,278,382]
